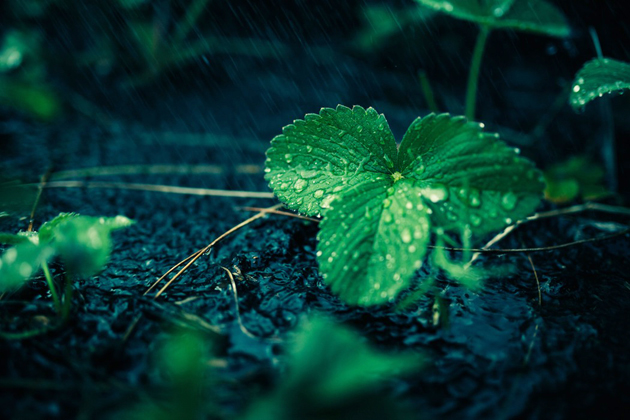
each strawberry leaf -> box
[570,57,630,110]
[265,107,543,306]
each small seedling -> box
[0,213,134,320]
[415,0,570,119]
[265,105,543,306]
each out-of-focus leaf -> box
[544,156,610,203]
[243,317,422,420]
[0,242,54,291]
[415,0,570,37]
[0,78,62,121]
[570,57,630,110]
[46,215,134,278]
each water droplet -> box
[294,178,308,192]
[306,145,313,153]
[300,169,318,179]
[314,190,324,198]
[501,192,518,211]
[470,214,482,227]
[383,212,393,223]
[421,184,449,203]
[405,202,413,210]
[408,245,416,253]
[401,228,412,243]
[383,198,392,209]
[356,125,363,133]
[573,84,581,93]
[384,154,395,169]
[320,194,336,209]
[284,154,293,163]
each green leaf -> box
[318,178,430,306]
[415,0,570,37]
[570,58,630,110]
[0,242,54,291]
[266,107,543,306]
[265,105,397,216]
[398,113,543,235]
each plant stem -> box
[41,261,61,314]
[62,274,73,321]
[418,70,439,113]
[465,25,491,120]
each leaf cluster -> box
[265,105,543,306]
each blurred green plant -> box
[0,213,134,321]
[242,317,423,420]
[543,156,610,203]
[118,330,215,420]
[414,0,570,119]
[265,105,543,306]
[0,29,62,120]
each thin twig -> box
[523,324,539,366]
[526,254,542,306]
[51,164,263,180]
[144,250,202,296]
[238,206,320,222]
[41,180,275,199]
[433,227,630,254]
[152,204,282,299]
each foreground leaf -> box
[318,179,430,305]
[570,58,630,110]
[415,0,570,37]
[243,317,422,420]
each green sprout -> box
[265,105,543,306]
[414,0,570,119]
[0,213,134,321]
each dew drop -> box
[284,153,293,163]
[314,189,324,198]
[401,228,412,243]
[501,192,518,211]
[294,178,308,192]
[306,145,313,152]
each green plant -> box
[265,105,543,306]
[414,0,570,119]
[242,317,423,420]
[0,213,134,321]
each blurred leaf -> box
[415,0,570,37]
[119,331,214,420]
[570,57,630,110]
[243,317,423,420]
[544,156,610,203]
[351,4,436,52]
[38,213,79,243]
[0,78,62,121]
[0,242,54,291]
[44,214,134,278]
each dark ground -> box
[1,0,630,419]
